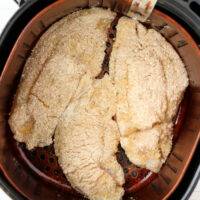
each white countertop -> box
[0,0,199,199]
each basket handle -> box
[126,0,157,22]
[13,0,157,21]
[89,0,157,22]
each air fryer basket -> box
[0,0,200,199]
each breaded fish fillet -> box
[110,17,167,136]
[54,74,124,200]
[120,123,173,172]
[110,17,188,172]
[9,8,116,149]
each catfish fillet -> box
[54,75,124,200]
[9,8,116,150]
[110,17,188,172]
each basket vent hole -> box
[49,157,54,163]
[112,25,116,30]
[132,171,137,178]
[62,174,66,179]
[106,42,111,47]
[190,2,200,17]
[43,146,48,151]
[109,33,114,39]
[31,151,37,156]
[45,166,50,172]
[40,154,45,160]
[124,168,129,174]
[127,160,132,165]
[54,170,59,175]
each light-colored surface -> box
[0,1,199,200]
[110,16,188,173]
[0,0,18,34]
[55,74,124,200]
[8,7,116,150]
[190,180,200,200]
[120,123,173,173]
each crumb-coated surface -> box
[9,8,116,150]
[110,17,188,172]
[54,74,124,200]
